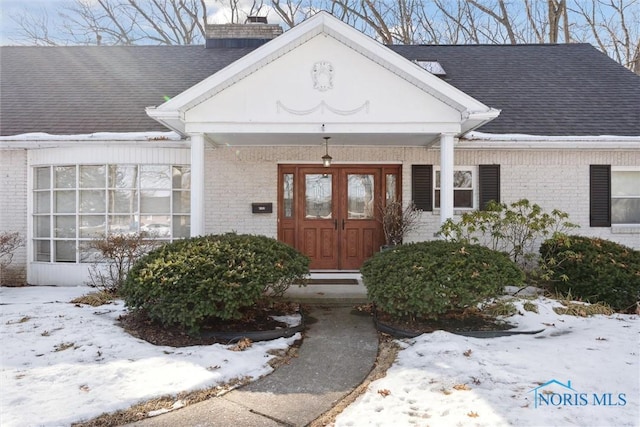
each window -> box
[412,164,500,212]
[33,164,190,263]
[612,169,640,225]
[590,165,640,227]
[434,168,475,209]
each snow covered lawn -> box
[1,286,638,427]
[336,296,640,427]
[0,286,299,427]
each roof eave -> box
[145,107,186,136]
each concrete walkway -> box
[127,305,378,427]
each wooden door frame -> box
[278,164,402,270]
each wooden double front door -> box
[278,164,401,270]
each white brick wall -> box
[203,145,640,250]
[3,143,638,286]
[0,149,28,284]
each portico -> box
[146,12,499,268]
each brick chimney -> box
[205,17,283,48]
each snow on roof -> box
[0,131,182,141]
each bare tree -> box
[570,0,640,73]
[271,0,308,27]
[7,0,639,74]
[328,0,425,44]
[467,0,518,43]
[12,8,65,46]
[12,0,210,45]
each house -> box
[1,12,639,286]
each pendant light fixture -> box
[322,136,332,167]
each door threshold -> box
[308,271,362,281]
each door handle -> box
[342,219,345,230]
[334,219,338,230]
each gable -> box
[184,34,461,135]
[148,12,498,145]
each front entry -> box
[278,164,401,270]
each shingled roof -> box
[1,42,639,137]
[0,45,252,136]
[389,43,640,136]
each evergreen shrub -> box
[121,233,309,332]
[361,240,524,319]
[540,235,640,312]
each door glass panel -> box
[347,174,374,219]
[283,173,294,218]
[386,174,397,203]
[305,174,332,219]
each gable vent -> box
[414,60,446,77]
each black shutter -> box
[590,165,611,227]
[412,165,433,211]
[478,164,501,210]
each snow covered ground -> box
[0,286,299,427]
[336,296,640,427]
[1,286,638,427]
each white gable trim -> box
[146,11,499,137]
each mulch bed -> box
[118,300,302,347]
[355,304,515,336]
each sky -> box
[0,0,272,45]
[1,285,638,426]
[0,0,57,45]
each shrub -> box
[121,233,309,332]
[85,232,159,295]
[438,199,578,270]
[540,235,640,312]
[361,240,524,320]
[0,231,24,285]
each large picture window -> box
[33,164,190,263]
[612,169,640,225]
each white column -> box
[190,133,205,237]
[439,133,455,225]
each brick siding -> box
[0,149,28,284]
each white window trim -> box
[433,166,477,212]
